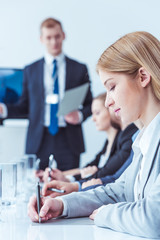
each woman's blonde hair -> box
[94,92,106,106]
[97,31,160,100]
[93,93,121,130]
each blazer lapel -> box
[138,117,160,198]
[36,58,45,122]
[110,130,120,156]
[36,58,45,104]
[140,139,160,197]
[65,57,72,90]
[126,116,160,201]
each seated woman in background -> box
[43,92,121,182]
[81,127,140,190]
[43,94,137,183]
[40,122,138,197]
[28,31,160,238]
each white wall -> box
[0,0,160,166]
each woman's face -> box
[91,99,111,131]
[99,70,144,126]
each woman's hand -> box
[27,195,64,222]
[82,178,102,189]
[43,168,69,182]
[42,180,79,198]
[80,166,98,178]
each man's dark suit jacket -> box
[75,123,138,182]
[6,56,92,157]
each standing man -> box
[0,18,92,170]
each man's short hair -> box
[40,17,63,32]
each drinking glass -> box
[0,169,2,222]
[21,154,37,200]
[16,160,26,200]
[21,154,37,183]
[0,162,17,206]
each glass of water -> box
[21,154,37,183]
[0,162,17,207]
[0,169,2,222]
[21,154,37,200]
[16,160,26,200]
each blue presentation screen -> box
[0,68,23,104]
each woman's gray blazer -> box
[61,121,160,238]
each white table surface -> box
[0,201,157,240]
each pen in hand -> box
[48,154,54,182]
[36,182,41,223]
[47,188,65,193]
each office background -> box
[0,0,160,166]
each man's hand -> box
[42,180,79,198]
[27,195,64,222]
[64,111,80,125]
[0,104,3,115]
[43,168,70,183]
[80,166,98,179]
[82,178,102,189]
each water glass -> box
[0,169,2,200]
[16,160,26,199]
[20,154,38,201]
[0,169,2,221]
[0,162,17,206]
[21,154,37,183]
